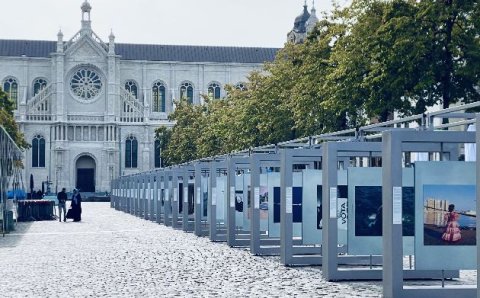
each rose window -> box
[70,68,103,100]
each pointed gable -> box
[65,35,107,59]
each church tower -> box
[306,1,319,34]
[81,0,92,33]
[287,1,318,44]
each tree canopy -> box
[156,0,479,165]
[0,87,29,149]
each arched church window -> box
[125,135,138,168]
[154,139,161,168]
[125,80,138,99]
[3,77,18,108]
[32,135,46,168]
[33,78,48,96]
[207,82,221,99]
[180,82,194,104]
[70,68,102,101]
[152,81,166,112]
[235,82,247,91]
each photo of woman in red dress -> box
[441,204,461,242]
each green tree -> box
[226,71,295,148]
[152,0,480,166]
[327,0,480,121]
[196,95,236,157]
[415,0,480,110]
[157,98,204,165]
[290,17,356,134]
[0,87,29,149]
[154,126,172,167]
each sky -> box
[424,185,476,211]
[0,0,340,48]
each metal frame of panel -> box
[182,166,195,232]
[129,176,134,215]
[381,129,476,297]
[323,140,459,282]
[150,171,157,222]
[143,172,149,220]
[209,159,228,242]
[250,153,286,256]
[171,168,184,229]
[137,174,144,218]
[110,179,115,209]
[163,169,173,227]
[226,156,251,247]
[134,175,140,217]
[280,148,324,265]
[155,170,164,224]
[194,162,210,237]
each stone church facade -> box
[0,1,316,193]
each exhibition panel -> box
[250,153,283,256]
[156,171,164,224]
[347,167,414,256]
[208,159,228,242]
[226,156,251,247]
[322,141,458,282]
[163,170,173,227]
[381,129,476,298]
[194,162,210,237]
[279,148,324,266]
[181,166,195,232]
[414,162,476,270]
[302,169,347,245]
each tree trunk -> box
[441,0,455,111]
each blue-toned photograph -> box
[355,186,414,236]
[203,191,208,217]
[188,183,194,215]
[273,187,302,223]
[423,184,476,246]
[235,190,244,212]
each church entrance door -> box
[76,155,96,192]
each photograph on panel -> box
[423,184,476,245]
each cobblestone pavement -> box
[0,203,474,297]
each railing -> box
[149,112,168,121]
[120,88,145,123]
[67,115,105,122]
[26,84,53,121]
[27,84,53,109]
[64,30,82,52]
[26,114,52,121]
[92,31,109,52]
[64,30,108,53]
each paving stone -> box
[0,203,474,297]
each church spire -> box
[306,0,318,34]
[57,29,64,53]
[108,29,116,54]
[81,0,92,34]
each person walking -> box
[71,189,82,222]
[57,188,67,222]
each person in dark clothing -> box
[57,188,68,222]
[71,189,82,222]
